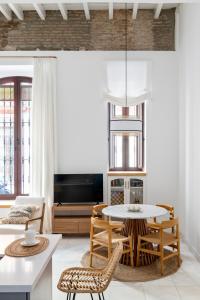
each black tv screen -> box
[54,174,103,204]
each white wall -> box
[56,52,179,206]
[144,53,178,207]
[178,4,200,257]
[0,65,33,78]
[0,51,178,208]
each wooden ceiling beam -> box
[154,3,163,19]
[33,3,46,20]
[58,3,68,20]
[132,3,139,19]
[8,3,24,20]
[82,1,90,20]
[109,1,113,20]
[0,4,12,21]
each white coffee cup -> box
[24,229,36,244]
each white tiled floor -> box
[52,237,200,300]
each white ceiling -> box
[0,1,180,21]
[9,3,178,10]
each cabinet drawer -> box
[53,218,79,233]
[53,218,91,233]
[78,219,91,233]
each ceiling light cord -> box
[125,3,128,107]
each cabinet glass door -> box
[129,178,143,204]
[110,178,125,205]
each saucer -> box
[21,239,40,247]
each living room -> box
[0,1,200,300]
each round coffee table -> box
[102,204,168,267]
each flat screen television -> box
[54,174,103,204]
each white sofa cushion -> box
[15,196,44,219]
[0,196,45,234]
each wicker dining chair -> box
[148,204,175,233]
[92,204,124,232]
[90,217,133,267]
[137,218,180,275]
[153,204,174,222]
[92,204,108,218]
[57,242,123,300]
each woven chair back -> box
[92,204,108,218]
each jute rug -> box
[81,250,181,282]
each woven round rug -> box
[81,250,181,282]
[5,237,49,257]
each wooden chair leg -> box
[129,236,134,267]
[177,240,181,267]
[89,241,93,267]
[107,231,112,260]
[136,237,141,267]
[108,244,112,260]
[160,245,164,276]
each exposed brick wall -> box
[0,9,175,51]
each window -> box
[0,77,32,199]
[109,103,144,171]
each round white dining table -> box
[102,204,168,267]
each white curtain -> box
[30,58,56,233]
[105,60,151,106]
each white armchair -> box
[0,196,45,234]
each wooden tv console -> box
[52,204,93,234]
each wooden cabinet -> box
[52,204,92,234]
[107,172,147,205]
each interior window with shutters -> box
[109,103,144,171]
[0,77,32,199]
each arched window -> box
[0,77,32,199]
